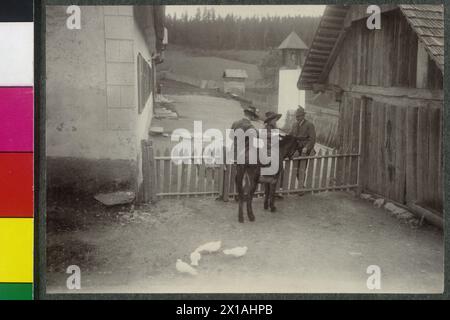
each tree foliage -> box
[166,9,321,50]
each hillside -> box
[159,47,265,84]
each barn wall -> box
[327,9,442,90]
[337,93,443,214]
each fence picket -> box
[282,160,291,193]
[321,150,330,189]
[306,158,314,191]
[147,147,360,200]
[314,150,323,192]
[163,148,170,194]
[155,150,161,195]
[290,159,299,191]
[329,149,337,187]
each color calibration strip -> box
[0,0,34,300]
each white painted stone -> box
[277,68,305,128]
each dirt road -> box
[47,192,443,294]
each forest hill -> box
[165,9,320,50]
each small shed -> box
[223,69,248,94]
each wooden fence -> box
[141,140,360,201]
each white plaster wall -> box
[277,69,305,128]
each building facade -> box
[46,5,165,198]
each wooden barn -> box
[298,5,444,221]
[223,69,248,94]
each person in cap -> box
[289,106,316,156]
[289,106,316,195]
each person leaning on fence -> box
[289,106,317,196]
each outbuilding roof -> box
[298,4,444,89]
[223,69,248,79]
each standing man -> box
[230,105,262,165]
[289,106,316,195]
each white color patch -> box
[0,23,34,85]
[277,69,305,128]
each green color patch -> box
[0,283,33,300]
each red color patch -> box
[0,153,33,217]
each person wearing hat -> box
[230,105,263,165]
[263,111,284,200]
[264,111,282,131]
[289,106,316,195]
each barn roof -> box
[298,5,444,90]
[399,4,444,72]
[278,31,308,50]
[223,69,248,79]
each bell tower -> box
[277,31,308,128]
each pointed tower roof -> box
[278,31,308,50]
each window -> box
[137,53,153,114]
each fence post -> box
[221,146,230,202]
[147,140,156,202]
[141,140,151,203]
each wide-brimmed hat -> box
[264,111,282,123]
[244,105,259,119]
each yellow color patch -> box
[0,218,33,283]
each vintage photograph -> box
[45,4,444,293]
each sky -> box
[166,5,326,18]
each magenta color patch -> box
[0,87,34,152]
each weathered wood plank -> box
[290,160,299,190]
[305,158,315,191]
[351,99,360,186]
[329,149,337,187]
[282,160,291,193]
[180,162,188,194]
[198,162,206,193]
[222,164,231,201]
[405,107,418,203]
[147,141,156,201]
[141,140,150,203]
[416,106,429,204]
[172,157,180,197]
[314,150,323,192]
[394,106,406,203]
[428,107,440,209]
[163,148,171,194]
[321,150,330,189]
[189,162,197,196]
[155,150,161,196]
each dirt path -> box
[47,192,443,294]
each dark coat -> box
[289,119,316,155]
[230,118,259,164]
